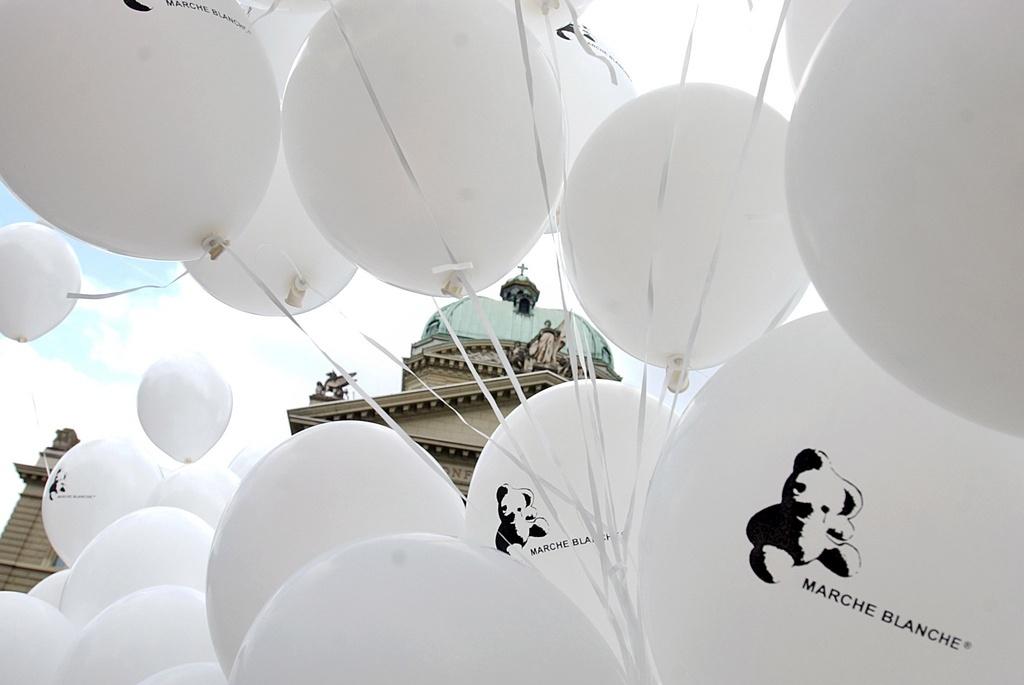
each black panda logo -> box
[48,469,67,501]
[746,449,863,584]
[495,484,549,554]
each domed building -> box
[286,269,619,492]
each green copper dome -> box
[419,297,615,372]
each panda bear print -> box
[746,449,863,584]
[495,484,549,554]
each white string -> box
[536,5,625,581]
[613,0,698,595]
[297,287,628,645]
[66,271,188,300]
[433,296,636,670]
[536,5,648,672]
[318,7,629,653]
[513,0,557,225]
[561,1,619,85]
[509,0,619,578]
[218,243,465,502]
[454,274,643,676]
[678,0,792,374]
[324,0,461,267]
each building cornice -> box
[14,463,48,487]
[288,371,565,430]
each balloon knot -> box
[286,275,309,309]
[203,236,230,261]
[431,262,475,298]
[666,355,690,394]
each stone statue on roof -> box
[311,371,356,402]
[528,320,565,368]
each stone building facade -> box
[288,270,619,493]
[0,429,77,592]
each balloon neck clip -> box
[666,355,690,394]
[202,236,230,261]
[286,276,309,308]
[15,336,27,344]
[538,0,560,14]
[432,262,475,298]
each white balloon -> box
[0,222,81,342]
[563,84,806,372]
[641,314,1024,685]
[136,663,226,685]
[786,0,1024,437]
[0,0,278,261]
[149,463,240,528]
[783,0,850,86]
[0,592,77,685]
[510,3,635,170]
[207,421,465,675]
[55,586,217,685]
[229,535,625,685]
[28,568,72,609]
[228,438,282,480]
[43,439,164,564]
[61,507,213,627]
[283,0,563,295]
[187,153,356,316]
[138,353,233,463]
[465,381,669,658]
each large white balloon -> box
[641,314,1024,685]
[0,222,81,342]
[465,381,669,657]
[55,586,217,685]
[61,507,213,627]
[28,568,72,608]
[0,0,278,261]
[0,592,77,685]
[149,463,240,528]
[229,534,625,685]
[137,353,233,463]
[563,84,806,372]
[137,663,226,685]
[43,439,164,564]
[207,422,465,674]
[283,0,563,295]
[783,0,849,86]
[187,153,356,316]
[786,0,1024,437]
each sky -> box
[0,0,825,521]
